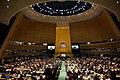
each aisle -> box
[58,61,67,80]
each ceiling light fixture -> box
[117,0,119,3]
[6,5,9,8]
[32,1,92,16]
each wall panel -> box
[10,16,56,44]
[70,10,118,43]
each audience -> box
[0,56,120,80]
[0,56,61,80]
[65,57,120,80]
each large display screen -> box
[72,45,79,49]
[48,46,55,50]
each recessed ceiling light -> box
[117,1,119,3]
[6,5,9,8]
[7,0,10,1]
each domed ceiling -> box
[0,0,120,25]
[21,1,104,24]
[32,1,92,16]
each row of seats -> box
[0,56,62,80]
[0,55,120,80]
[65,57,120,80]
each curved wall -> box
[0,10,120,58]
[70,10,119,43]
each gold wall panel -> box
[55,27,73,57]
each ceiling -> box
[32,1,92,16]
[0,0,120,25]
[21,2,103,24]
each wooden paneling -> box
[3,14,56,53]
[6,45,47,50]
[70,10,118,43]
[80,43,120,49]
[0,14,24,56]
[11,16,56,44]
[2,10,120,57]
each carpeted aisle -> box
[58,61,67,80]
